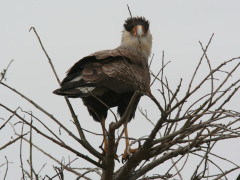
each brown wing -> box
[53,46,150,97]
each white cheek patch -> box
[76,87,95,93]
[71,75,83,82]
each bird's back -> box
[53,46,150,98]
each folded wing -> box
[53,46,150,97]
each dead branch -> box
[1,21,239,180]
[29,27,101,160]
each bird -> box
[53,16,152,161]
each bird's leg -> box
[122,122,137,162]
[100,119,108,153]
[99,119,119,162]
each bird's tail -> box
[53,86,95,98]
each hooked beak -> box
[132,25,145,37]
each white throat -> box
[120,29,152,59]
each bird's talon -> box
[99,145,104,151]
[122,154,129,163]
[122,148,138,163]
[115,154,120,163]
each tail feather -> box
[53,87,95,98]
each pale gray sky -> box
[1,1,240,179]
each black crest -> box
[124,16,150,32]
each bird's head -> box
[121,16,152,58]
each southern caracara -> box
[53,16,152,161]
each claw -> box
[115,154,120,163]
[99,144,105,153]
[122,155,129,163]
[122,148,138,163]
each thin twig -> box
[0,59,14,82]
[0,132,28,150]
[20,123,26,180]
[3,156,9,180]
[29,26,101,159]
[29,112,33,179]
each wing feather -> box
[57,46,150,96]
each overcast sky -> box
[1,1,240,179]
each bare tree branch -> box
[1,24,239,179]
[29,27,101,160]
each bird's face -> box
[121,16,152,58]
[124,16,149,38]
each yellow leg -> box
[100,120,119,161]
[122,123,137,162]
[100,119,108,153]
[124,123,130,152]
